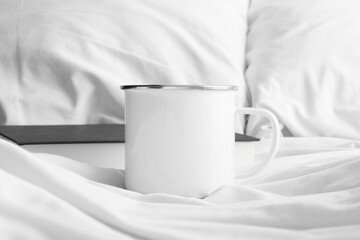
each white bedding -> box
[0,0,248,127]
[1,137,360,239]
[246,0,360,139]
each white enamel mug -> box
[121,85,280,198]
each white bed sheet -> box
[0,137,360,239]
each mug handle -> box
[235,107,280,178]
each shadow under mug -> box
[121,85,280,198]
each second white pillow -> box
[246,0,360,139]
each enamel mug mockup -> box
[121,85,280,198]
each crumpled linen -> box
[0,137,360,239]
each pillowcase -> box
[246,0,360,139]
[0,0,249,126]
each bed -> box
[1,137,360,239]
[1,0,360,239]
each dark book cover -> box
[0,124,259,145]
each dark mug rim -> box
[120,85,238,91]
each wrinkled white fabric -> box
[1,137,360,239]
[0,0,248,125]
[246,0,360,139]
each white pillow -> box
[246,0,360,139]
[0,0,249,125]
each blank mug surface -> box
[124,89,235,198]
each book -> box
[0,124,125,145]
[0,124,258,169]
[0,124,258,145]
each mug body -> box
[123,85,236,198]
